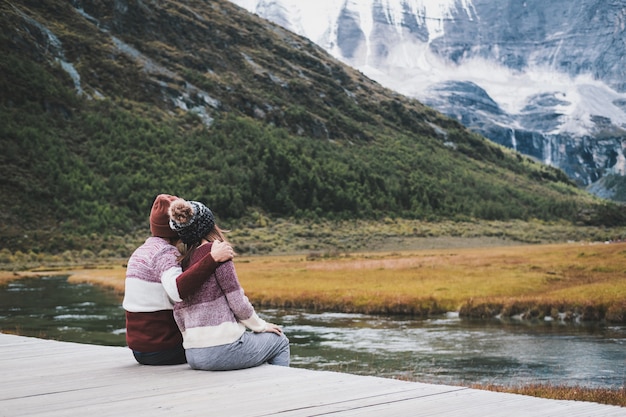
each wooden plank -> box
[1,333,623,417]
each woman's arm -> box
[214,261,268,332]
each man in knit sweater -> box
[123,194,233,365]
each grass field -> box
[233,242,626,322]
[3,240,626,322]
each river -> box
[1,275,624,389]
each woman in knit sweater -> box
[166,198,290,371]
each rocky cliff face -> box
[233,0,626,200]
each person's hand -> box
[264,323,283,335]
[210,240,234,262]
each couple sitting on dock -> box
[122,194,290,370]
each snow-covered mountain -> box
[231,0,626,199]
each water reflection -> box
[1,276,624,388]
[0,276,126,346]
[261,309,626,388]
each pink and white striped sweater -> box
[174,243,267,349]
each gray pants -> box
[185,331,290,371]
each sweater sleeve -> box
[176,243,219,299]
[215,261,267,332]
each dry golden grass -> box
[471,384,626,407]
[233,241,626,320]
[2,241,625,321]
[0,264,127,295]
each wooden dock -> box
[1,333,623,416]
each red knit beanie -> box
[149,194,179,238]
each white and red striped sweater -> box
[123,237,219,352]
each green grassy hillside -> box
[1,0,623,254]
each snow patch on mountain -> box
[234,0,626,140]
[375,55,626,137]
[235,0,476,46]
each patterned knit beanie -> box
[150,194,179,238]
[169,199,215,245]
